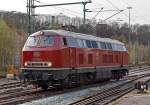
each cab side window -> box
[67,37,78,47]
[62,37,67,46]
[77,39,84,48]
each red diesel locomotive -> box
[21,30,129,89]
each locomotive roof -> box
[30,30,124,45]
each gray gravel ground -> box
[0,78,19,85]
[20,68,150,105]
[109,90,150,105]
[20,80,129,105]
[109,81,150,105]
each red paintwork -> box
[22,31,129,69]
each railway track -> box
[68,79,135,105]
[68,82,133,105]
[0,81,22,90]
[68,74,150,105]
[0,88,41,105]
[0,86,64,105]
[0,66,150,105]
[129,66,150,75]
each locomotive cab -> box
[22,31,62,68]
[22,30,75,89]
[22,31,62,89]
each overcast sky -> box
[0,0,150,24]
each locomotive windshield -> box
[25,36,54,46]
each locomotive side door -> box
[118,52,123,66]
[69,47,76,68]
[121,52,124,66]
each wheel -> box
[41,84,48,90]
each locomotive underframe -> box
[22,66,128,89]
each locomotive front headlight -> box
[24,62,28,66]
[47,62,52,67]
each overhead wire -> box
[103,10,123,21]
[107,0,150,23]
[35,0,99,34]
[92,0,104,7]
[87,0,106,20]
[34,0,92,18]
[120,0,130,7]
[35,0,150,24]
[92,7,104,19]
[105,0,120,10]
[34,0,79,16]
[120,0,150,24]
[105,0,137,23]
[34,0,85,29]
[34,0,64,15]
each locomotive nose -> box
[33,52,41,58]
[23,50,53,68]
